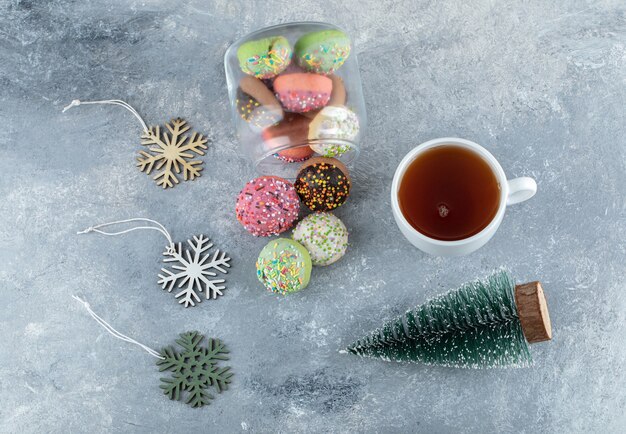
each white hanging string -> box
[62,99,149,132]
[77,217,175,253]
[71,295,164,359]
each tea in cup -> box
[391,138,536,256]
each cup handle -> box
[507,177,537,206]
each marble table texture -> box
[1,0,625,433]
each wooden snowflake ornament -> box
[159,235,231,307]
[137,118,208,189]
[72,297,233,410]
[62,99,209,189]
[77,218,232,308]
[157,331,233,408]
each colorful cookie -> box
[294,30,351,75]
[308,106,359,158]
[300,75,346,120]
[262,113,314,162]
[273,73,332,113]
[237,36,292,79]
[256,238,312,294]
[239,76,281,107]
[235,176,300,236]
[293,212,348,266]
[295,157,351,211]
[236,88,283,129]
[236,76,284,129]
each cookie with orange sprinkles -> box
[256,238,312,294]
[236,76,284,129]
[236,87,283,129]
[294,157,351,211]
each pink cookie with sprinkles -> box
[273,73,333,113]
[236,176,300,237]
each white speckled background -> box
[1,0,625,432]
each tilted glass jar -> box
[225,22,366,178]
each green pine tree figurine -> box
[346,270,552,368]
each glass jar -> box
[224,22,366,178]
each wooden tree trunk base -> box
[515,281,552,343]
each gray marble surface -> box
[1,0,625,432]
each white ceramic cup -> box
[391,137,537,256]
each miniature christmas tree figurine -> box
[346,270,552,368]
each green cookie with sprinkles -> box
[294,29,351,75]
[237,36,292,79]
[256,238,312,295]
